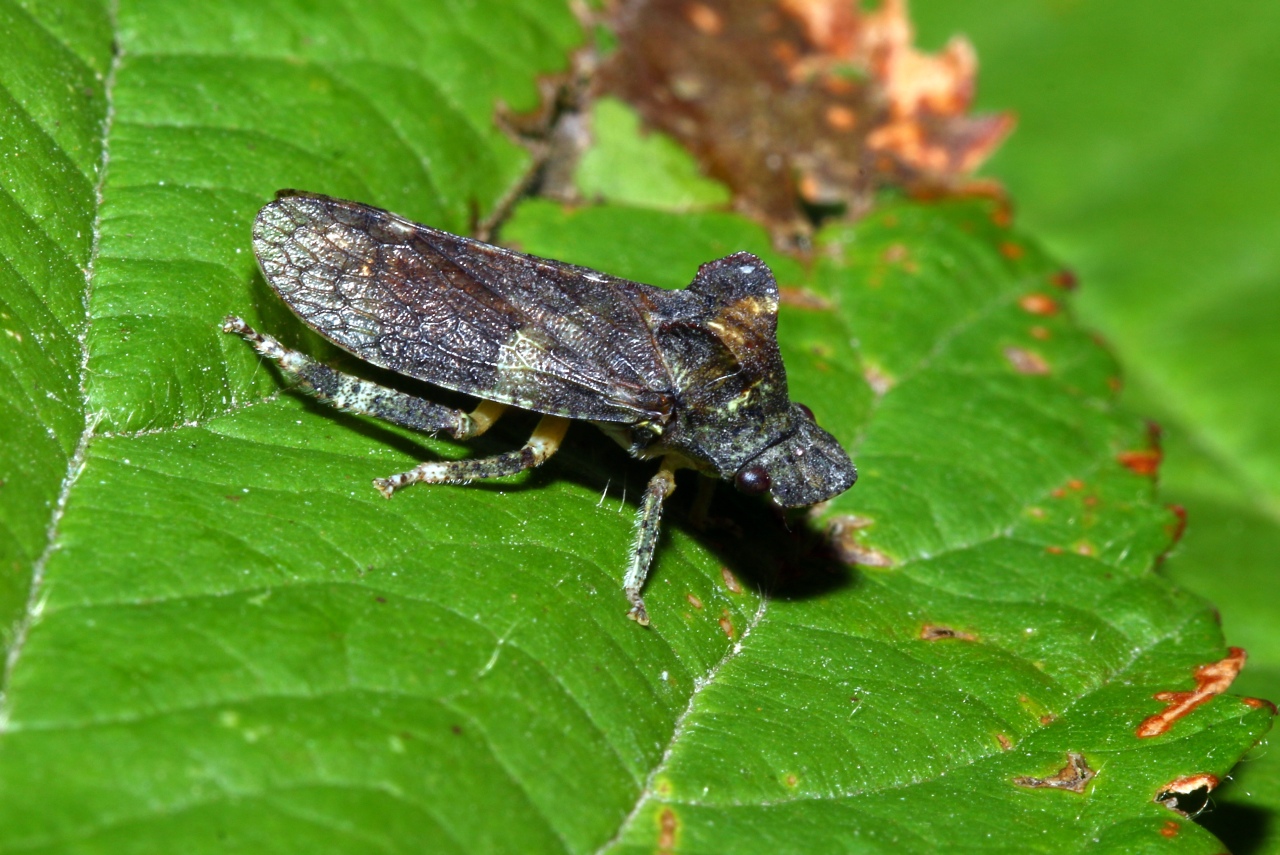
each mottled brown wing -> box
[252,193,674,423]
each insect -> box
[224,191,856,625]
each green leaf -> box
[575,97,732,210]
[0,3,1269,854]
[911,1,1280,848]
[0,0,111,644]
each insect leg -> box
[624,457,680,627]
[223,317,503,440]
[373,414,571,498]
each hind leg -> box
[223,316,505,440]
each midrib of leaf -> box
[596,598,771,854]
[0,0,118,713]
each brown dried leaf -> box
[601,0,1013,236]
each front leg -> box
[624,458,680,627]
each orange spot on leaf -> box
[720,566,743,594]
[827,515,896,567]
[719,611,736,638]
[1137,648,1246,738]
[920,624,977,641]
[1243,696,1277,714]
[1019,293,1059,315]
[882,242,910,264]
[1160,820,1180,838]
[686,593,703,610]
[657,806,679,853]
[1004,346,1049,375]
[1117,449,1162,476]
[999,241,1025,260]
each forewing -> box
[252,193,673,423]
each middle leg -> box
[374,414,571,498]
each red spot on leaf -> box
[1012,752,1095,793]
[1067,479,1084,490]
[1045,545,1063,555]
[1160,821,1180,838]
[1049,268,1079,290]
[1166,505,1188,546]
[1137,648,1247,738]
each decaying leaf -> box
[601,0,1013,236]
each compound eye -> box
[796,402,815,421]
[734,464,772,496]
